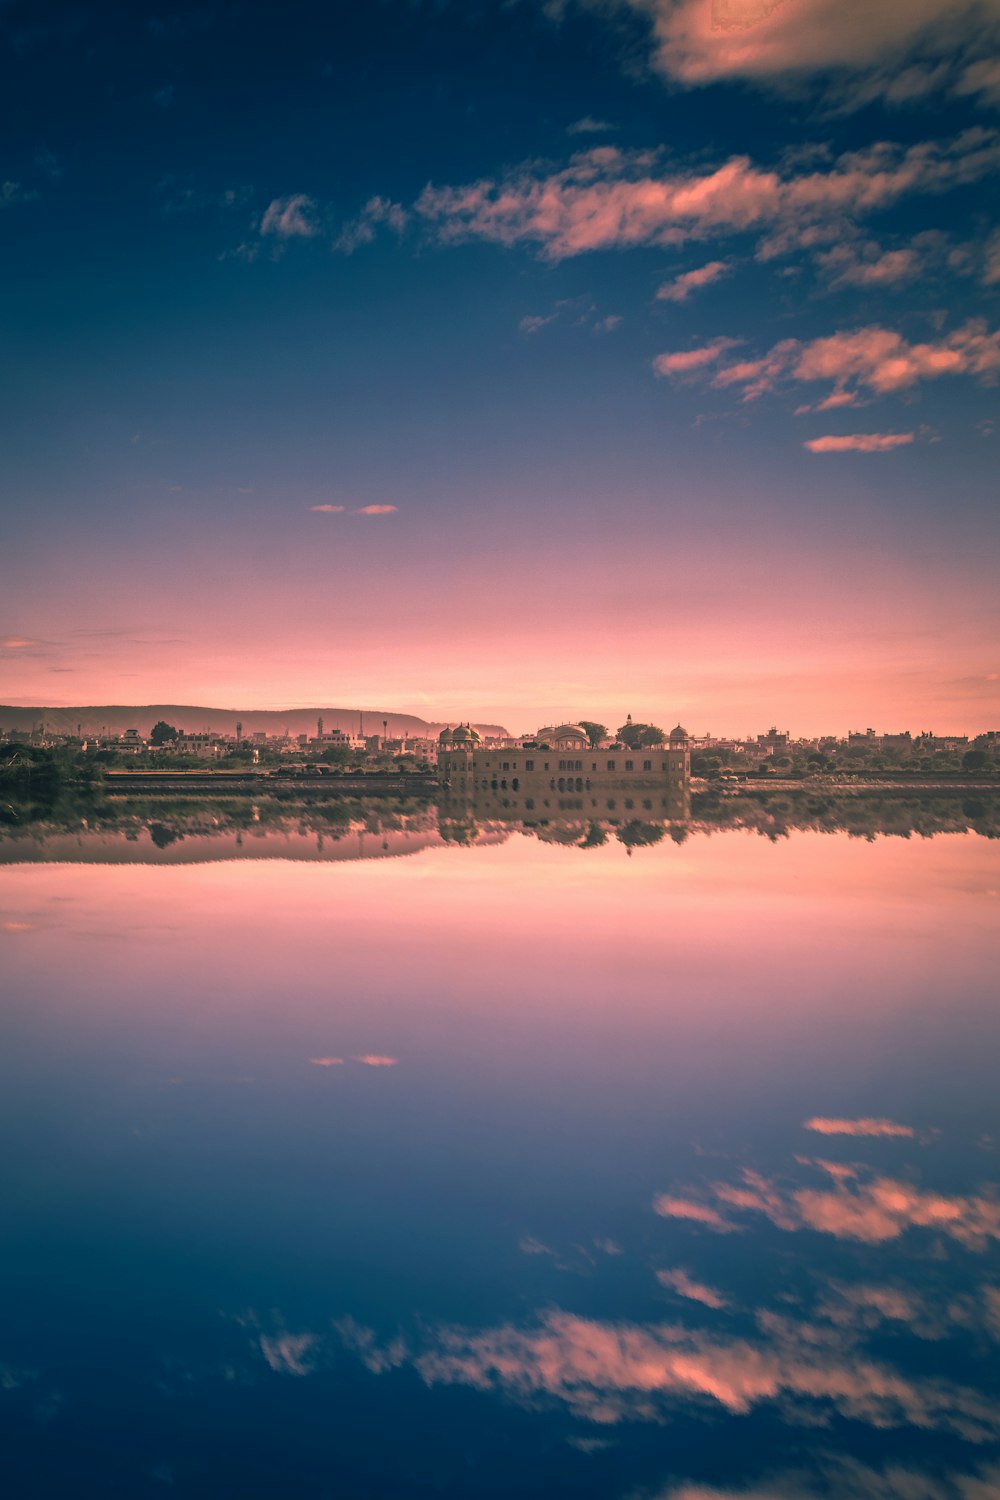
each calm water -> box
[2,798,999,1498]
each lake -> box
[1,795,999,1498]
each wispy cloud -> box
[805,1117,916,1136]
[335,195,407,254]
[656,1161,1000,1250]
[354,505,398,516]
[354,1053,398,1065]
[309,504,346,513]
[1,180,39,208]
[656,260,731,301]
[657,1267,729,1309]
[1,637,40,649]
[413,133,1000,263]
[342,1305,1000,1439]
[653,336,742,375]
[656,320,1000,402]
[308,1056,344,1066]
[259,1332,316,1376]
[260,193,318,239]
[804,432,916,453]
[519,313,557,336]
[567,116,617,136]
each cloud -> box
[1,637,39,648]
[353,505,398,516]
[593,313,623,332]
[984,229,1000,285]
[653,1456,1000,1500]
[657,1268,729,1309]
[308,1056,344,1066]
[657,260,731,301]
[309,504,346,513]
[354,1053,398,1065]
[805,1117,916,1137]
[0,181,39,208]
[615,0,1000,110]
[335,195,407,254]
[259,1332,316,1376]
[657,320,1000,401]
[519,313,558,335]
[343,1306,1000,1440]
[653,336,743,376]
[1,921,36,934]
[816,243,922,290]
[413,132,1000,262]
[656,1162,1000,1250]
[260,193,318,239]
[567,116,618,135]
[652,1195,739,1232]
[804,432,916,453]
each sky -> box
[1,0,998,736]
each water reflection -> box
[0,793,998,1498]
[1,785,998,864]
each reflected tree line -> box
[2,783,999,856]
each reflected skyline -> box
[1,804,998,1496]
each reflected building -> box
[437,721,691,830]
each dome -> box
[450,723,482,744]
[551,724,589,743]
[438,727,453,744]
[669,724,689,743]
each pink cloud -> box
[260,193,318,239]
[354,1054,398,1066]
[658,319,1000,402]
[652,1195,739,1232]
[309,504,346,513]
[259,1332,316,1376]
[804,432,916,453]
[335,195,407,255]
[414,133,1000,262]
[308,1056,344,1067]
[805,1116,916,1136]
[354,505,398,516]
[623,0,1000,108]
[660,1163,1000,1250]
[657,1268,729,1309]
[656,260,731,301]
[340,1307,1000,1439]
[653,337,742,376]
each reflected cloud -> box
[805,1117,916,1138]
[259,1333,316,1376]
[656,1162,1000,1249]
[341,1307,1000,1439]
[652,1455,1000,1500]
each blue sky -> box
[1,0,998,732]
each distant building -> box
[437,722,691,818]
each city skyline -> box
[2,1,999,734]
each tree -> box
[617,721,666,749]
[963,749,988,771]
[578,721,609,748]
[150,721,179,746]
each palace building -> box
[437,721,690,822]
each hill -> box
[0,705,509,740]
